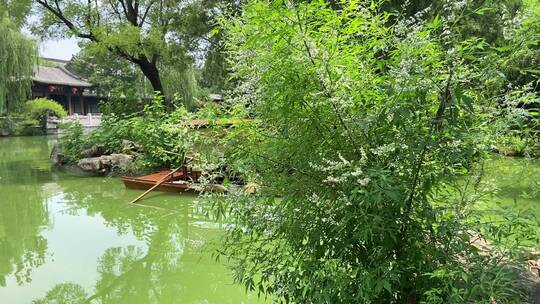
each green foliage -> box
[60,93,215,169]
[196,103,225,120]
[98,92,143,117]
[33,0,237,103]
[32,283,87,304]
[489,88,540,157]
[0,9,36,114]
[116,94,196,168]
[0,0,32,27]
[60,122,85,164]
[496,134,535,156]
[25,98,67,121]
[214,0,534,303]
[381,0,523,45]
[499,1,540,90]
[68,44,147,99]
[0,116,20,135]
[200,36,229,93]
[162,66,200,110]
[12,98,67,135]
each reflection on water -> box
[3,137,536,304]
[483,156,540,217]
[0,137,52,289]
[0,136,261,303]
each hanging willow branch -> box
[0,15,36,114]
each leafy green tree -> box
[34,0,194,96]
[68,44,145,99]
[32,283,88,304]
[479,0,540,155]
[216,0,532,302]
[69,36,201,111]
[197,0,244,93]
[199,37,228,93]
[34,0,240,105]
[0,2,36,114]
[67,43,151,116]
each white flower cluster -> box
[394,3,431,37]
[503,11,527,40]
[370,143,397,156]
[441,0,468,24]
[309,152,371,187]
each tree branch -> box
[35,0,96,40]
[124,0,139,26]
[139,0,155,27]
[108,0,124,23]
[294,7,362,155]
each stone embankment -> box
[51,140,138,175]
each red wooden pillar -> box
[80,93,85,115]
[68,93,73,115]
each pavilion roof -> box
[32,66,93,88]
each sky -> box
[24,12,81,61]
[39,38,80,60]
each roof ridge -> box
[32,65,93,88]
[59,66,87,81]
[40,56,70,63]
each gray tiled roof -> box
[33,66,93,88]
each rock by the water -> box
[50,143,65,165]
[80,145,110,158]
[77,157,104,173]
[77,153,133,175]
[108,154,133,171]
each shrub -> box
[60,94,214,170]
[214,0,533,303]
[194,103,225,120]
[16,118,42,136]
[60,122,85,164]
[24,98,67,131]
[26,98,66,120]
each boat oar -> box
[128,166,183,204]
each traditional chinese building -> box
[31,58,101,115]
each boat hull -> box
[121,177,197,193]
[121,170,225,193]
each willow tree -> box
[0,4,35,114]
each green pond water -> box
[0,136,264,304]
[0,136,538,304]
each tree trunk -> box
[137,57,164,97]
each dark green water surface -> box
[0,136,262,304]
[1,136,538,303]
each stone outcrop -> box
[76,154,133,175]
[51,142,134,175]
[80,145,111,158]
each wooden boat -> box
[121,168,225,193]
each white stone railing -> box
[60,113,102,128]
